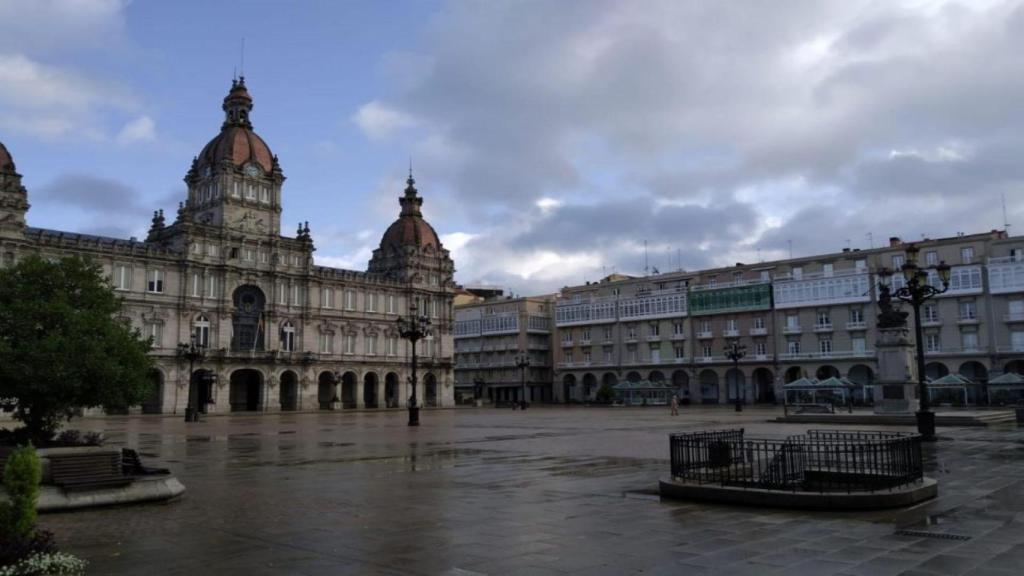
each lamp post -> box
[397,299,432,426]
[515,351,531,410]
[177,335,206,423]
[724,338,747,412]
[877,244,952,441]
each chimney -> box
[889,236,901,247]
[842,248,850,253]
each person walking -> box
[670,394,679,416]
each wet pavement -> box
[36,406,1024,575]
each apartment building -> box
[553,230,1024,404]
[454,295,555,404]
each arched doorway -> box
[784,366,803,383]
[582,373,597,401]
[231,285,266,351]
[1005,360,1024,375]
[672,370,690,403]
[279,371,298,411]
[142,369,164,414]
[925,362,949,381]
[725,368,745,403]
[341,372,357,408]
[959,361,988,404]
[318,371,337,410]
[364,372,379,408]
[699,369,719,404]
[385,372,400,408]
[229,369,262,412]
[424,373,438,407]
[847,365,874,405]
[626,371,642,383]
[752,368,775,404]
[562,374,577,403]
[193,369,215,412]
[816,365,840,380]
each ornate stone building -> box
[0,78,456,414]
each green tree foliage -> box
[0,445,42,538]
[595,383,615,404]
[0,256,154,442]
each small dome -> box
[194,77,275,174]
[0,141,15,174]
[379,174,441,252]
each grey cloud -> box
[35,173,150,216]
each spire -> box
[400,167,423,217]
[222,76,254,129]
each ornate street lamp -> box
[877,244,952,441]
[176,335,206,423]
[397,299,432,426]
[515,351,531,410]
[724,338,747,412]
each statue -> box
[876,283,908,328]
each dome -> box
[379,174,441,252]
[194,77,275,173]
[0,141,15,174]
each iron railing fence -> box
[669,428,923,493]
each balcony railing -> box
[722,329,740,338]
[997,345,1024,353]
[777,350,875,361]
[697,331,714,339]
[783,326,802,334]
[845,321,867,330]
[671,333,686,340]
[647,335,662,342]
[813,323,834,333]
[921,317,942,327]
[749,327,768,336]
[924,346,985,355]
[1004,313,1024,323]
[956,316,979,325]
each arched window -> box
[280,321,296,352]
[193,314,210,348]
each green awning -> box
[927,373,975,388]
[989,372,1024,386]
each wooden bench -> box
[49,451,133,492]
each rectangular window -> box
[674,346,685,359]
[207,244,219,257]
[755,341,767,356]
[892,255,905,269]
[700,320,711,333]
[852,336,866,354]
[345,290,355,310]
[855,259,866,270]
[822,263,834,277]
[960,301,977,320]
[788,340,801,354]
[319,333,333,354]
[366,335,377,356]
[366,293,377,312]
[961,331,979,351]
[786,314,799,328]
[604,348,613,362]
[725,319,738,331]
[191,273,201,297]
[291,285,300,306]
[322,288,333,309]
[113,265,131,291]
[232,181,240,198]
[849,308,864,323]
[961,246,975,264]
[246,184,256,200]
[603,326,613,341]
[673,322,685,335]
[582,328,591,341]
[702,345,712,359]
[925,251,938,266]
[1010,300,1024,315]
[1011,331,1024,351]
[583,350,592,364]
[243,248,254,262]
[562,330,573,344]
[260,186,269,203]
[760,270,770,282]
[259,250,268,263]
[819,338,833,354]
[650,345,660,363]
[816,311,831,327]
[649,323,660,336]
[281,326,295,352]
[753,316,765,329]
[924,304,939,322]
[387,294,396,314]
[627,326,637,340]
[276,282,286,305]
[565,351,574,364]
[146,269,164,293]
[387,336,398,356]
[925,333,940,352]
[792,267,802,280]
[345,334,356,354]
[147,323,163,347]
[206,275,217,298]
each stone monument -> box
[873,284,919,414]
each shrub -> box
[0,551,88,575]
[595,383,615,404]
[0,530,56,568]
[0,445,41,539]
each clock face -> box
[244,164,260,177]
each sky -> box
[1,0,1023,295]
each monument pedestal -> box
[873,327,919,414]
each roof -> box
[927,373,976,387]
[784,377,854,390]
[197,126,274,173]
[379,174,441,252]
[988,372,1024,386]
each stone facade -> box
[0,78,456,414]
[552,231,1024,405]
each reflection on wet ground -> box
[36,407,1024,575]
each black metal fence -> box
[669,429,923,493]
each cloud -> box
[35,173,150,216]
[0,0,128,56]
[116,116,156,145]
[352,100,418,141]
[350,0,1024,294]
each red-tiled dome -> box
[380,175,441,252]
[0,141,15,174]
[195,77,275,173]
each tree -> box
[0,256,154,443]
[595,383,615,404]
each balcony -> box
[749,327,768,336]
[777,350,876,361]
[812,323,834,333]
[773,270,872,309]
[722,328,740,338]
[561,340,573,347]
[579,339,591,346]
[1004,313,1024,323]
[624,336,639,343]
[956,316,979,325]
[845,321,867,331]
[646,335,661,342]
[783,325,802,335]
[696,331,714,339]
[670,333,686,341]
[921,317,942,327]
[924,346,986,355]
[696,356,714,364]
[997,345,1024,354]
[989,256,1024,294]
